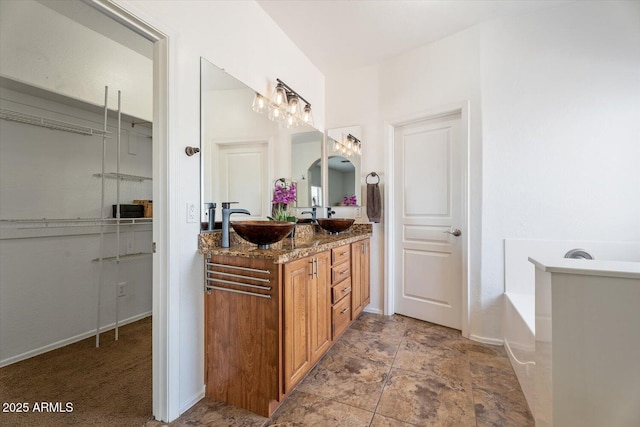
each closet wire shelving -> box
[0,86,152,347]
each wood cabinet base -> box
[204,237,370,417]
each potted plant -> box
[269,207,297,238]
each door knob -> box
[444,228,462,237]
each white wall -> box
[114,0,325,417]
[326,1,640,341]
[479,0,640,339]
[326,65,384,313]
[0,0,152,121]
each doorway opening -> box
[0,0,170,423]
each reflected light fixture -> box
[251,78,313,128]
[251,93,267,113]
[333,133,362,157]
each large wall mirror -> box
[327,126,362,207]
[200,58,323,225]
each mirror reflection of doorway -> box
[0,1,155,425]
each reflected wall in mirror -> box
[200,58,324,224]
[201,58,272,222]
[291,130,323,207]
[327,126,362,207]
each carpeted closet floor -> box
[0,317,152,427]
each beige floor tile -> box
[296,351,390,412]
[329,327,403,365]
[267,390,373,427]
[155,314,533,426]
[349,312,409,337]
[370,413,419,426]
[473,387,534,427]
[376,368,475,427]
[167,398,267,427]
[394,339,471,384]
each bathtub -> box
[503,239,640,420]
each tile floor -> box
[147,313,533,426]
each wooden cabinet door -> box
[283,256,311,393]
[362,239,371,306]
[351,239,371,319]
[309,251,331,364]
[351,240,364,318]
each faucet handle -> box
[204,202,216,208]
[221,202,238,209]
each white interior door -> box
[216,142,269,219]
[393,113,463,330]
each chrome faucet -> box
[221,202,250,248]
[301,207,317,223]
[326,207,336,218]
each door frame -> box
[85,0,176,421]
[384,101,471,338]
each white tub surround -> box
[503,293,535,415]
[530,257,640,427]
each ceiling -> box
[257,0,569,74]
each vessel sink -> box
[231,220,295,249]
[316,218,355,234]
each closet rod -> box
[0,108,111,137]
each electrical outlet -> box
[355,207,362,218]
[187,202,197,223]
[117,282,126,297]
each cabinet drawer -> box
[332,294,351,339]
[332,261,351,284]
[332,244,351,266]
[332,277,352,304]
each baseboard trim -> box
[469,334,504,346]
[363,307,383,315]
[0,311,152,367]
[180,385,206,414]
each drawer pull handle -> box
[340,269,349,275]
[343,286,351,292]
[340,251,348,256]
[340,307,349,315]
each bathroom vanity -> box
[198,224,371,416]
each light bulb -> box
[273,84,287,107]
[268,106,283,122]
[251,93,267,113]
[301,104,313,125]
[288,95,299,115]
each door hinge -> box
[152,242,157,253]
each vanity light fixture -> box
[333,133,362,157]
[251,79,314,127]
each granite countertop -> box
[198,223,372,264]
